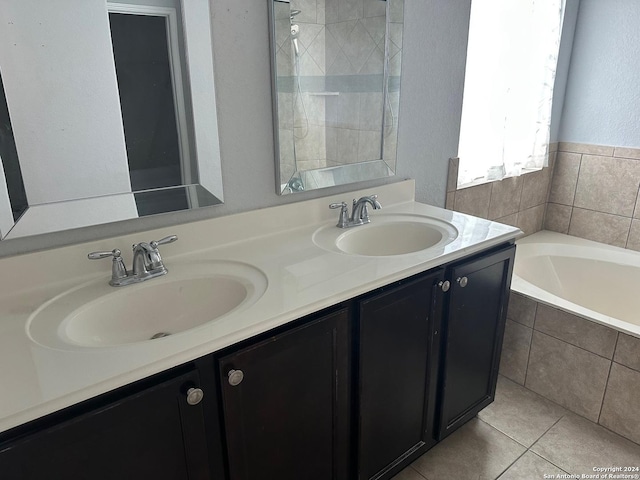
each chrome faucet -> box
[329,195,382,228]
[88,235,178,286]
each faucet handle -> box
[88,248,122,260]
[329,202,349,228]
[150,235,178,249]
[88,249,128,285]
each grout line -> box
[595,416,640,448]
[569,205,634,218]
[408,465,429,480]
[632,184,640,219]
[487,182,495,220]
[522,303,537,387]
[627,186,640,248]
[516,176,524,216]
[569,153,582,207]
[493,448,528,480]
[528,414,565,452]
[532,328,616,362]
[566,205,574,235]
[597,334,618,425]
[528,450,572,476]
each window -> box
[457,0,566,188]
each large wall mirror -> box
[0,0,222,240]
[269,0,404,194]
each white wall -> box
[0,0,472,257]
[0,0,131,205]
[559,0,640,147]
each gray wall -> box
[559,0,640,147]
[0,0,471,258]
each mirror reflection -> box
[0,0,223,240]
[270,0,404,194]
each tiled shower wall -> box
[545,142,640,250]
[289,0,328,172]
[324,0,403,169]
[501,292,640,446]
[287,0,403,171]
[445,146,557,236]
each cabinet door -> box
[438,244,515,439]
[219,307,351,480]
[0,370,212,480]
[358,270,445,480]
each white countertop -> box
[0,180,521,435]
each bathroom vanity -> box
[0,181,519,479]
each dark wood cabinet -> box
[357,270,445,480]
[218,307,351,480]
[437,244,515,439]
[0,242,516,480]
[0,369,213,480]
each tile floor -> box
[392,375,640,480]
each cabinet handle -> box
[228,369,244,387]
[457,276,468,288]
[186,387,204,406]
[438,280,450,292]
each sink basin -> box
[27,261,268,350]
[313,214,458,256]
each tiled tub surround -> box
[545,142,640,249]
[445,146,557,236]
[0,180,521,434]
[501,232,640,445]
[447,142,640,248]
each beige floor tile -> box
[478,376,567,447]
[391,466,427,480]
[411,418,526,480]
[531,414,640,475]
[497,451,568,480]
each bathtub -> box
[512,230,640,338]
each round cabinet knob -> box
[457,276,469,288]
[186,387,204,406]
[438,280,451,292]
[228,369,244,387]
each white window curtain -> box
[457,0,566,188]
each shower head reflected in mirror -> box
[290,9,301,56]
